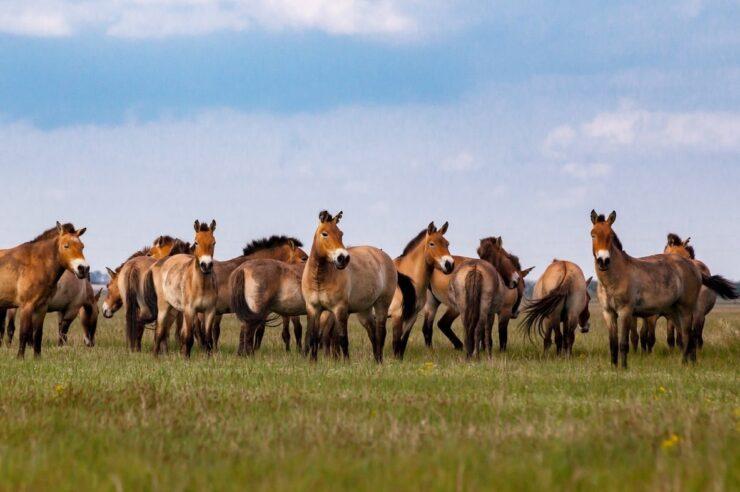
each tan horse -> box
[0,222,89,357]
[639,233,720,352]
[387,222,454,359]
[205,235,308,351]
[421,237,522,354]
[146,220,218,357]
[302,211,416,362]
[520,259,592,355]
[590,210,737,367]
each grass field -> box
[0,303,738,491]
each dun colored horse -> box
[0,222,89,357]
[146,220,218,357]
[590,210,737,367]
[639,233,721,352]
[388,222,454,359]
[302,211,416,362]
[421,236,522,354]
[520,259,592,355]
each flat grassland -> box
[0,304,738,491]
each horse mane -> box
[169,240,193,255]
[29,223,75,243]
[478,237,522,271]
[153,235,176,247]
[242,235,302,257]
[196,222,212,232]
[400,229,427,257]
[595,215,623,252]
[112,246,152,273]
[666,233,695,259]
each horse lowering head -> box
[314,210,349,269]
[579,276,593,333]
[664,233,695,259]
[590,210,619,271]
[424,221,454,274]
[288,240,309,264]
[102,267,121,318]
[150,235,179,259]
[56,222,89,279]
[193,220,217,274]
[477,236,520,289]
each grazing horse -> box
[389,222,454,359]
[590,210,737,367]
[520,259,592,356]
[421,236,522,353]
[0,222,89,357]
[206,235,308,351]
[639,233,720,352]
[147,220,218,357]
[302,211,416,362]
[1,273,102,347]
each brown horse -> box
[0,222,89,357]
[302,211,416,362]
[206,235,308,351]
[421,236,522,353]
[590,210,737,367]
[146,220,218,357]
[388,222,454,359]
[639,233,721,352]
[520,259,592,356]
[1,273,102,347]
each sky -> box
[0,0,739,279]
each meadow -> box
[0,303,738,491]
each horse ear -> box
[318,210,330,223]
[288,239,296,250]
[438,221,449,235]
[427,222,436,234]
[106,267,116,278]
[585,276,593,288]
[607,211,617,225]
[210,220,217,232]
[194,220,200,232]
[521,266,535,278]
[334,211,343,224]
[94,289,103,301]
[590,210,598,224]
[56,221,63,233]
[496,236,503,247]
[76,227,86,237]
[683,237,691,247]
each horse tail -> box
[142,268,159,319]
[520,283,568,340]
[702,274,739,300]
[124,267,141,347]
[463,267,483,335]
[397,272,417,323]
[230,269,263,323]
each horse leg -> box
[564,316,578,357]
[675,321,685,349]
[332,307,350,360]
[203,310,217,356]
[484,315,493,357]
[553,324,563,355]
[31,309,47,357]
[357,311,377,359]
[603,309,618,367]
[438,308,463,350]
[153,308,173,357]
[421,295,439,348]
[17,307,35,358]
[629,321,639,353]
[180,310,196,358]
[254,321,266,351]
[292,317,303,352]
[0,308,5,347]
[617,311,634,369]
[305,306,322,361]
[281,316,291,352]
[498,316,510,352]
[320,312,336,358]
[373,302,390,363]
[638,318,648,353]
[675,309,696,364]
[212,315,221,351]
[58,313,73,346]
[7,309,16,345]
[543,322,553,353]
[666,319,676,349]
[695,314,706,349]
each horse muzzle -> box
[199,261,213,274]
[75,264,90,279]
[581,323,590,334]
[334,252,350,270]
[595,257,610,271]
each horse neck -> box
[307,241,333,285]
[31,238,66,284]
[398,246,432,292]
[596,242,629,287]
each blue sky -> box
[0,0,738,278]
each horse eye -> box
[64,243,70,249]
[321,232,328,238]
[193,242,198,247]
[429,242,435,247]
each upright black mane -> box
[666,233,695,258]
[242,235,303,257]
[400,229,427,257]
[112,246,151,273]
[29,223,75,243]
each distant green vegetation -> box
[0,305,738,491]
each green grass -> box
[0,304,738,491]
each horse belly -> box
[276,281,305,316]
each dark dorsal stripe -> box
[400,229,427,258]
[242,235,303,257]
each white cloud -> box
[0,0,438,39]
[561,162,611,180]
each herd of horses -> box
[0,211,736,367]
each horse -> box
[639,233,720,352]
[0,222,89,357]
[590,210,737,367]
[146,220,218,357]
[421,236,522,354]
[387,221,454,359]
[1,273,102,347]
[520,259,592,356]
[206,235,308,351]
[301,211,416,362]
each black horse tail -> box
[124,267,141,348]
[463,267,483,340]
[230,269,263,323]
[520,285,568,340]
[397,272,417,323]
[142,268,159,320]
[702,274,739,300]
